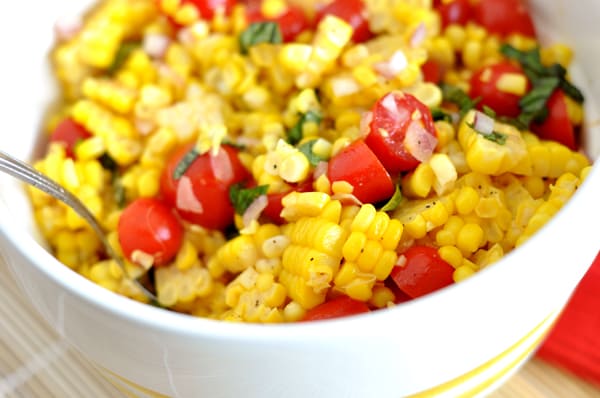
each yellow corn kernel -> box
[174,240,198,271]
[456,223,484,253]
[137,168,161,198]
[283,301,306,322]
[74,136,106,161]
[215,235,258,274]
[402,163,434,198]
[407,82,443,109]
[279,44,312,73]
[462,40,483,70]
[455,186,479,215]
[435,121,455,149]
[262,234,291,259]
[453,265,475,282]
[402,214,427,239]
[380,219,403,250]
[351,204,377,232]
[281,191,331,221]
[356,240,383,273]
[496,73,528,96]
[438,246,463,269]
[444,24,467,51]
[369,285,396,309]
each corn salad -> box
[31,0,591,322]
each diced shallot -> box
[176,176,204,214]
[242,195,268,228]
[403,121,438,163]
[472,111,495,135]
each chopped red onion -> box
[472,111,495,135]
[403,121,438,162]
[374,50,408,79]
[242,195,268,228]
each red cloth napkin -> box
[536,251,600,386]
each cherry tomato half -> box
[183,0,237,19]
[160,144,249,230]
[49,118,92,158]
[327,139,395,205]
[421,58,443,84]
[531,90,577,150]
[435,0,473,29]
[365,92,437,173]
[469,61,530,117]
[473,0,536,38]
[316,0,373,43]
[303,295,370,321]
[390,245,455,298]
[118,198,183,267]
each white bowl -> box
[0,1,599,397]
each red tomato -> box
[365,92,437,173]
[435,0,473,28]
[531,90,577,150]
[246,4,310,42]
[49,118,92,158]
[118,198,183,267]
[160,144,249,230]
[473,0,536,38]
[303,296,370,321]
[183,0,236,19]
[469,61,530,117]
[316,0,373,43]
[421,59,442,84]
[327,139,395,204]
[390,245,455,299]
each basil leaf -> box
[239,22,282,54]
[467,122,508,145]
[298,139,327,166]
[229,184,269,215]
[173,148,200,180]
[108,41,139,75]
[482,106,497,119]
[287,110,323,145]
[440,83,480,117]
[431,108,453,122]
[380,185,403,212]
[518,76,560,125]
[500,44,584,104]
[114,179,126,208]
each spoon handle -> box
[0,150,158,303]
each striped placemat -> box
[1,254,599,398]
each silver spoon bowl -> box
[0,149,158,304]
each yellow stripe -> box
[408,312,558,397]
[96,312,558,398]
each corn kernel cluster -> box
[30,0,592,323]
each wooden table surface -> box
[1,256,599,398]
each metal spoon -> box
[0,149,158,304]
